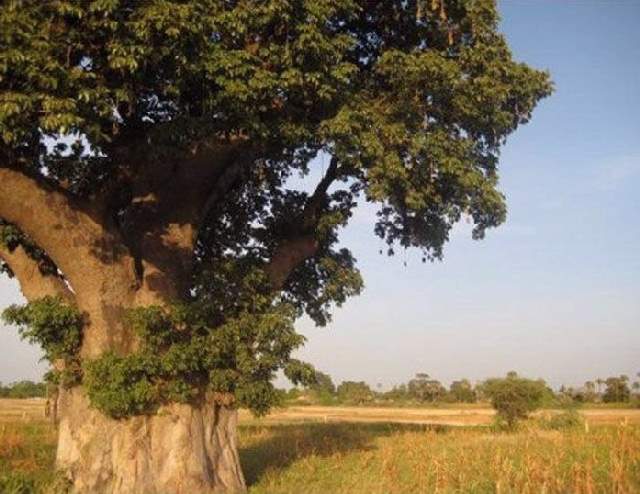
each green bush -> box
[1,380,47,398]
[481,373,548,428]
[2,296,83,362]
[337,381,373,405]
[82,302,316,418]
[602,376,631,403]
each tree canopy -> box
[408,373,446,402]
[480,373,551,427]
[0,0,552,417]
[337,380,373,404]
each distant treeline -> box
[284,371,640,407]
[0,380,47,399]
[2,372,638,406]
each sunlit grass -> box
[0,420,59,492]
[1,408,639,493]
[240,421,640,493]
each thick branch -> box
[0,167,138,355]
[0,168,137,295]
[264,157,340,290]
[302,156,339,227]
[0,244,74,302]
[265,234,319,290]
[121,138,254,299]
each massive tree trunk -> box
[1,250,247,493]
[0,171,324,492]
[0,156,318,493]
[0,168,248,493]
[56,388,245,494]
[49,280,248,493]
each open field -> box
[242,405,640,427]
[2,399,640,493]
[4,399,640,427]
[0,399,49,423]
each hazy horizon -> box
[1,0,638,390]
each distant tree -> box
[337,381,373,405]
[583,381,597,402]
[3,380,47,398]
[309,370,336,395]
[573,389,585,403]
[285,387,302,401]
[554,384,576,407]
[408,374,446,403]
[449,379,477,403]
[603,376,631,403]
[384,384,409,402]
[481,374,548,428]
[304,370,337,405]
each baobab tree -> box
[0,0,551,492]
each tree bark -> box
[0,168,139,356]
[1,230,247,494]
[56,388,246,494]
[0,244,73,302]
[52,282,247,493]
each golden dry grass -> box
[1,399,639,493]
[4,398,640,426]
[240,421,640,493]
[0,398,48,422]
[242,404,640,427]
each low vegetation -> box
[480,374,547,428]
[1,411,639,494]
[0,421,59,493]
[2,369,637,491]
[0,381,47,399]
[286,370,640,414]
[243,421,640,494]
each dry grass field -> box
[2,399,640,493]
[242,404,640,427]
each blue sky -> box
[1,1,638,389]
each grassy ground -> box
[241,421,640,494]
[1,400,640,493]
[240,405,640,427]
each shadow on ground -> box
[238,421,450,486]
